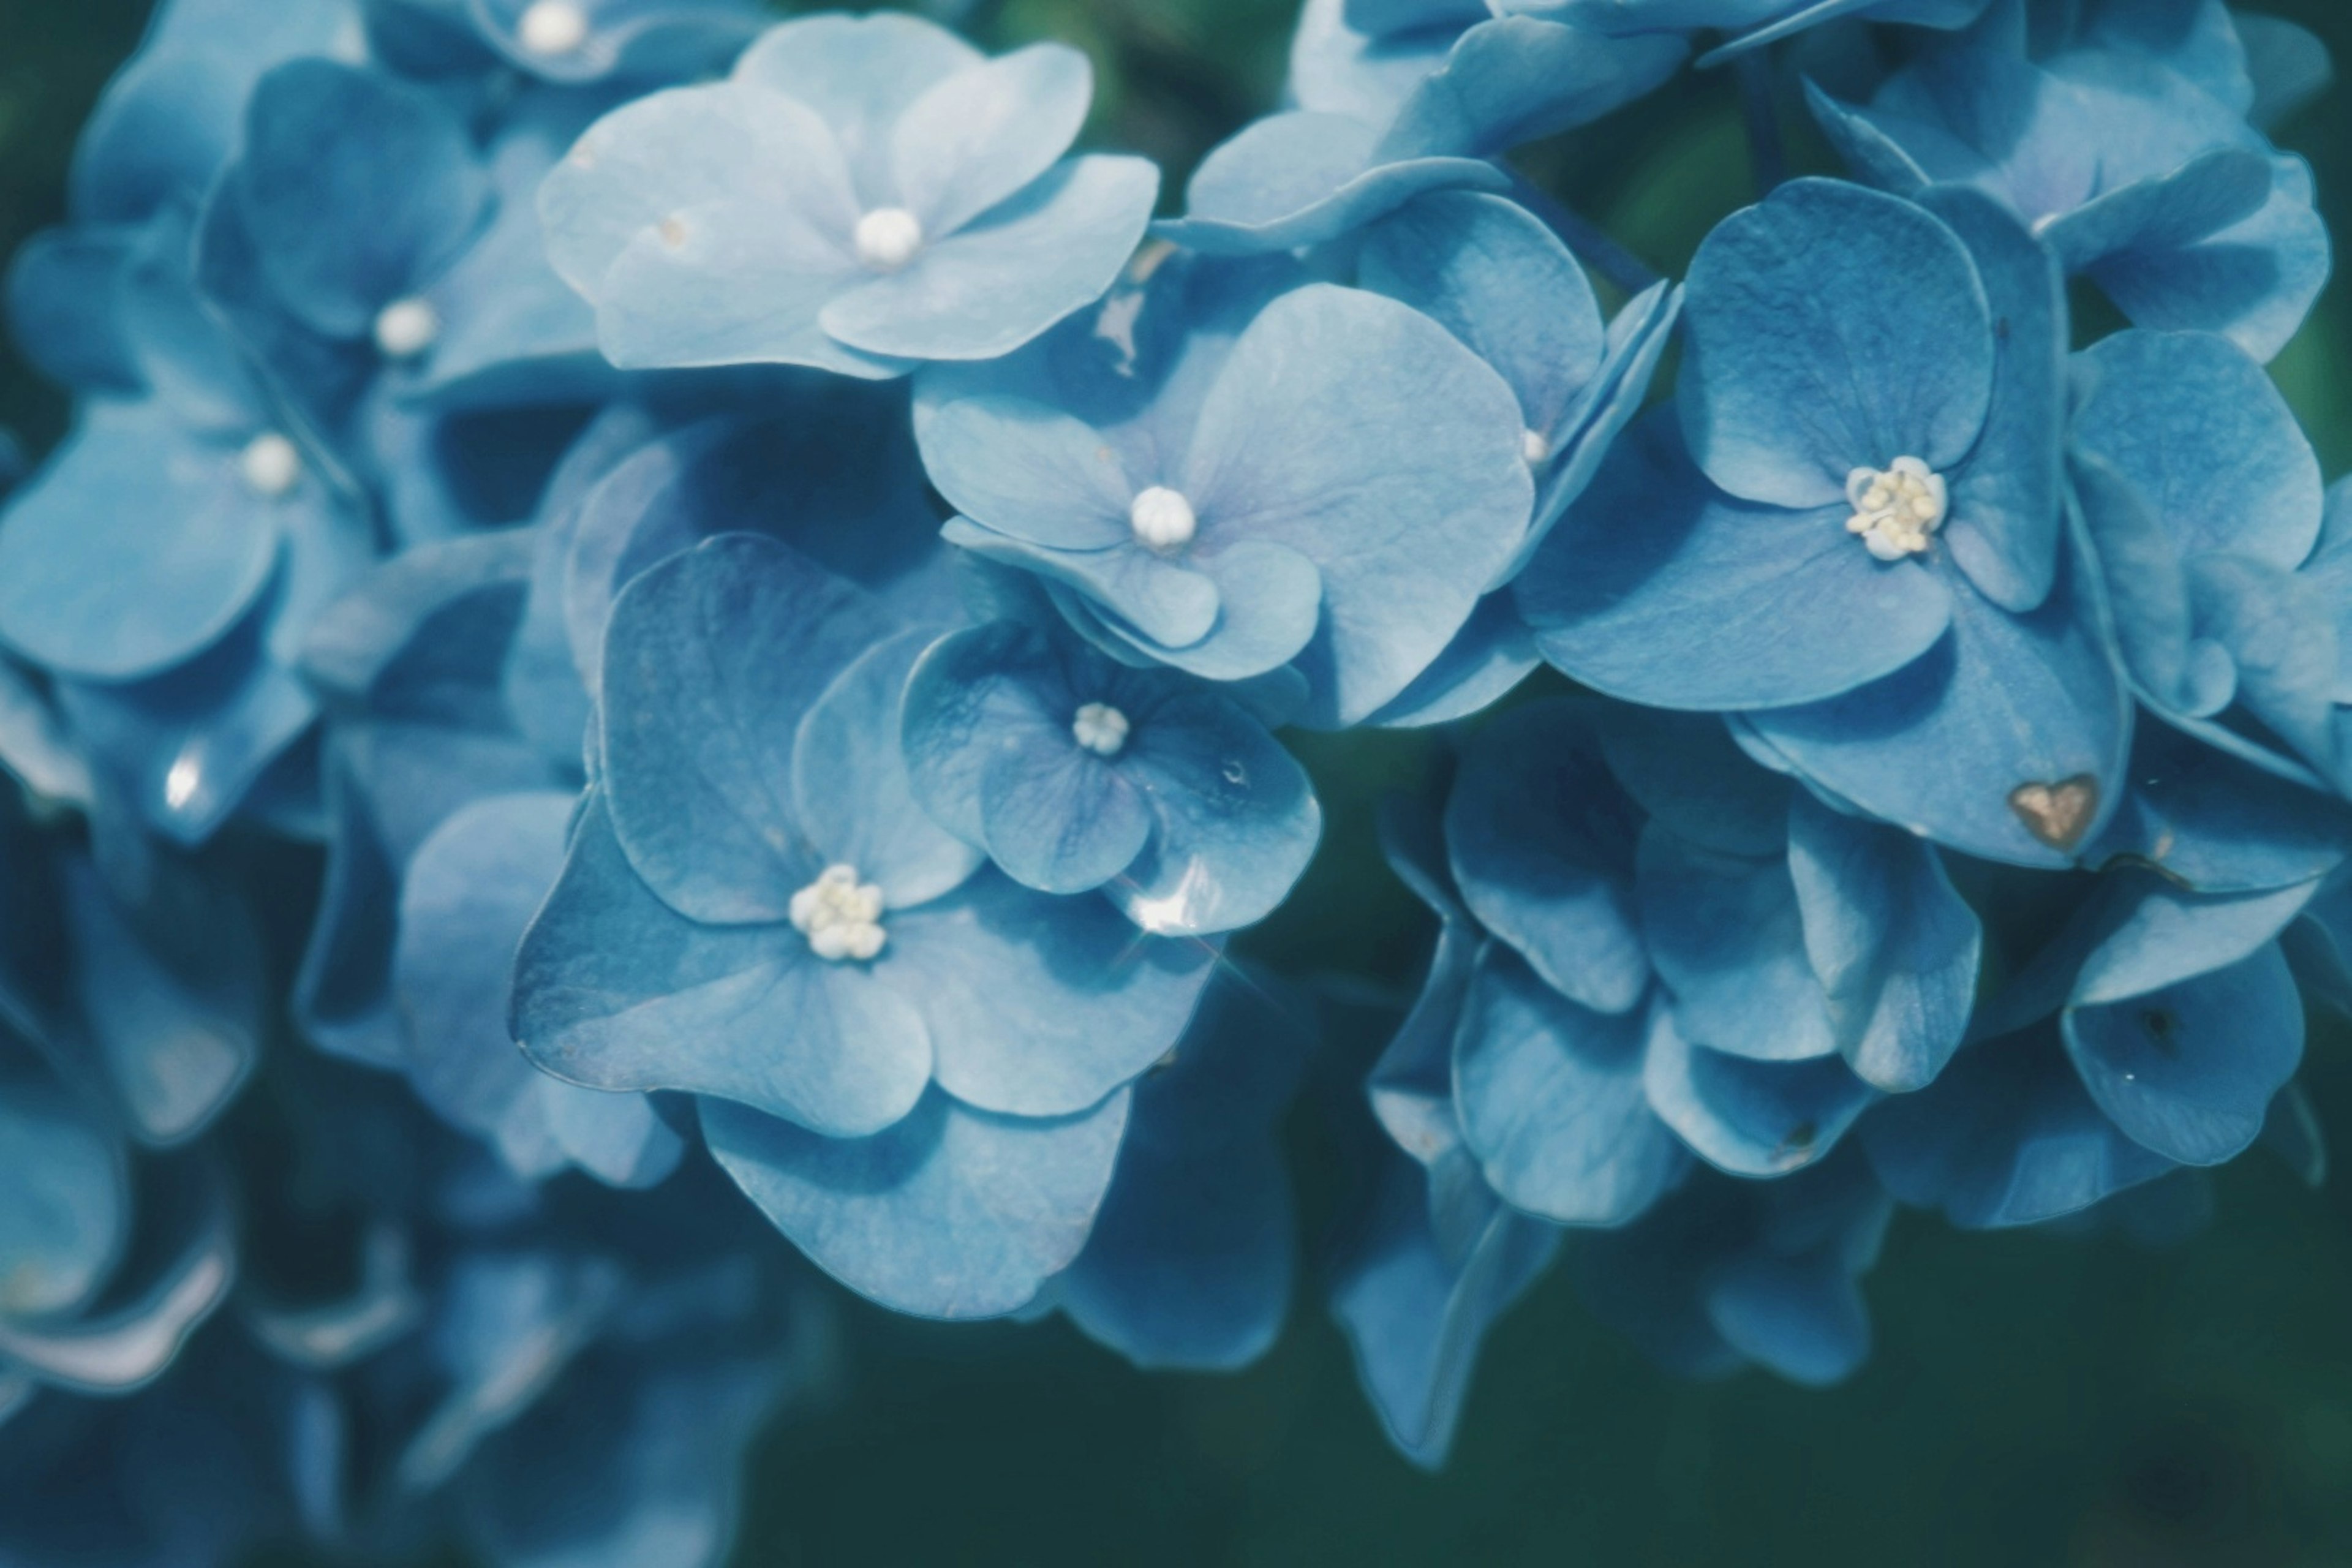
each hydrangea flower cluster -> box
[0,0,2343,1537]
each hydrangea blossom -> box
[0,0,2347,1509]
[539,12,1161,376]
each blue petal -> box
[1360,592,1540,728]
[1638,824,1838,1062]
[1058,973,1307,1371]
[1743,532,2130,870]
[730,12,981,200]
[466,0,764,85]
[888,43,1093,238]
[1644,1009,1875,1176]
[1107,682,1321,937]
[513,795,932,1139]
[2084,717,2352,894]
[1358,189,1604,456]
[1444,699,1649,1015]
[1378,17,1685,158]
[4,227,140,393]
[1183,283,1533,726]
[1678,179,1992,511]
[1703,1254,1872,1387]
[1158,111,1507,257]
[234,61,491,338]
[62,856,262,1147]
[912,394,1133,551]
[703,1085,1129,1320]
[0,1073,126,1320]
[1597,705,1791,859]
[598,534,892,925]
[1452,946,1685,1224]
[2089,156,2331,364]
[821,157,1159,363]
[1915,184,2066,614]
[398,790,682,1189]
[0,402,282,681]
[1330,1150,1559,1469]
[2037,148,2271,272]
[1517,410,1954,712]
[2071,328,2323,571]
[890,870,1216,1118]
[1859,1022,2173,1228]
[1785,792,1980,1092]
[2068,450,2237,720]
[791,631,984,908]
[2188,554,2342,787]
[2064,943,2302,1167]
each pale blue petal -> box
[0,1075,126,1320]
[511,796,932,1139]
[912,393,1134,551]
[398,790,682,1189]
[598,535,891,925]
[891,870,1217,1118]
[821,156,1159,363]
[1184,283,1532,726]
[731,12,981,203]
[1643,1009,1874,1177]
[889,44,1092,238]
[703,1085,1129,1320]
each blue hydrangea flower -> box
[1352,190,1680,723]
[538,12,1160,377]
[512,533,1221,1317]
[1807,20,2329,360]
[0,208,375,844]
[2069,328,2343,792]
[1167,10,1682,256]
[914,253,1536,728]
[1520,178,2131,868]
[902,608,1321,937]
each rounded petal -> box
[889,870,1217,1118]
[1517,411,1953,712]
[512,796,932,1139]
[911,392,1133,551]
[2064,943,2302,1167]
[1679,178,1992,510]
[1638,824,1839,1063]
[0,404,281,681]
[1453,948,1684,1225]
[1643,1008,1875,1177]
[1185,282,1533,726]
[599,535,892,925]
[1445,699,1648,1014]
[889,43,1093,238]
[703,1085,1129,1320]
[398,789,682,1188]
[0,1078,126,1320]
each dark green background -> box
[7,2,2352,1563]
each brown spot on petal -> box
[2008,774,2100,850]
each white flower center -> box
[853,208,924,272]
[1520,428,1550,466]
[239,432,302,499]
[372,296,440,360]
[1072,702,1130,757]
[517,0,590,56]
[1129,486,1196,553]
[1844,457,1947,562]
[789,864,886,962]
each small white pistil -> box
[789,864,886,962]
[853,208,924,272]
[372,296,440,360]
[1520,428,1550,466]
[1844,456,1947,562]
[1129,486,1196,553]
[1072,702,1130,758]
[239,432,302,499]
[517,0,590,56]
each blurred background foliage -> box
[6,1,2352,1564]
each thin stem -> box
[1506,174,1664,296]
[1737,51,1787,195]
